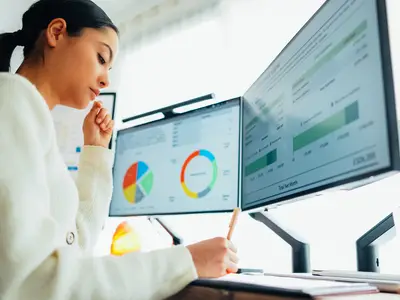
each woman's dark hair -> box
[0,0,119,72]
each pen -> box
[227,207,240,240]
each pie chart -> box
[123,161,154,204]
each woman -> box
[0,0,238,299]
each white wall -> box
[114,0,327,121]
[0,0,30,32]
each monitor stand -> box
[148,217,183,245]
[356,213,395,272]
[249,211,311,273]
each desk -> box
[167,285,400,300]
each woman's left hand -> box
[83,101,114,148]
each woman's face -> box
[45,22,119,109]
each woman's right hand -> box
[186,237,239,278]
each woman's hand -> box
[186,237,239,278]
[83,101,114,148]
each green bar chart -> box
[293,101,359,152]
[245,149,278,176]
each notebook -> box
[312,270,400,282]
[192,274,378,297]
[311,270,400,293]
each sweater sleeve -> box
[0,76,198,300]
[75,145,114,251]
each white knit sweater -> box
[0,73,198,300]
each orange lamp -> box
[110,221,141,256]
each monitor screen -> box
[52,93,116,177]
[109,98,241,216]
[242,0,398,211]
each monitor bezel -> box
[241,0,400,212]
[109,97,242,217]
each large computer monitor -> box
[109,98,241,216]
[52,92,116,176]
[242,0,399,211]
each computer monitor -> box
[241,0,399,211]
[52,92,116,175]
[109,98,241,216]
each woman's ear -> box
[45,18,67,48]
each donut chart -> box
[123,161,153,204]
[180,149,217,198]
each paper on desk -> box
[204,274,377,296]
[213,274,365,288]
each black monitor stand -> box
[356,213,396,272]
[249,211,311,273]
[148,217,183,245]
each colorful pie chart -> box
[123,161,154,204]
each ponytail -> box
[0,32,19,72]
